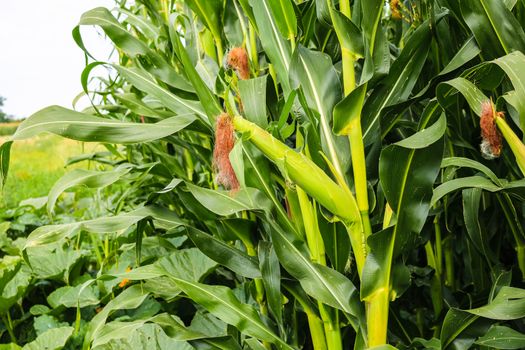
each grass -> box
[0,132,101,208]
[0,122,20,136]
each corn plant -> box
[1,0,525,349]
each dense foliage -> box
[1,0,525,349]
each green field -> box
[0,133,101,208]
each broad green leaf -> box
[289,45,347,174]
[441,308,479,349]
[360,0,383,52]
[379,139,444,253]
[47,282,99,308]
[113,65,206,121]
[25,245,83,282]
[187,228,261,279]
[269,221,362,318]
[166,277,291,348]
[238,76,268,128]
[93,321,193,350]
[186,183,272,216]
[11,106,195,143]
[185,0,223,41]
[475,325,525,349]
[362,18,433,143]
[460,0,525,59]
[492,52,525,131]
[267,0,297,38]
[23,327,74,350]
[0,256,31,313]
[24,206,184,248]
[118,8,159,40]
[84,285,150,349]
[47,165,132,214]
[333,83,367,136]
[331,10,364,58]
[258,241,283,326]
[33,314,69,336]
[156,248,218,285]
[462,188,498,264]
[360,0,386,80]
[249,0,292,93]
[466,286,525,320]
[0,344,21,350]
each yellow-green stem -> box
[297,186,342,350]
[285,284,328,349]
[215,37,224,65]
[319,305,342,350]
[307,312,329,350]
[366,289,389,347]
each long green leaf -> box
[113,65,206,121]
[249,0,292,93]
[269,221,362,318]
[166,277,291,348]
[47,165,132,214]
[11,106,195,143]
[78,7,193,92]
[475,325,525,349]
[460,0,525,59]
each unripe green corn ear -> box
[232,115,360,222]
[232,115,367,273]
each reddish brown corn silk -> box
[226,47,250,80]
[480,101,503,159]
[213,113,240,191]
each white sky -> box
[0,0,116,119]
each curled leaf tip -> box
[226,47,250,80]
[213,113,240,191]
[480,101,503,159]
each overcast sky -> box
[0,0,116,119]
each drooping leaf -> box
[268,221,362,319]
[78,7,193,92]
[186,183,272,216]
[187,229,261,278]
[475,325,525,349]
[47,165,132,214]
[12,106,195,143]
[113,65,206,121]
[23,327,74,350]
[258,241,283,326]
[238,76,268,128]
